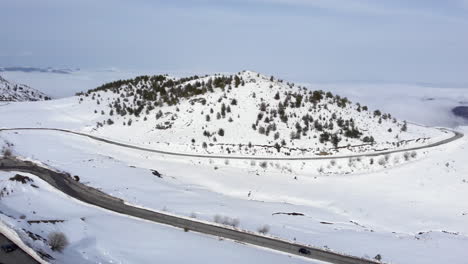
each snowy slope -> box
[1,126,467,264]
[0,75,51,101]
[71,70,447,157]
[0,170,320,264]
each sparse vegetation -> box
[214,215,240,228]
[378,157,387,166]
[48,232,69,252]
[75,70,426,158]
[259,161,268,169]
[257,225,270,234]
[2,147,12,157]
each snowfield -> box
[0,170,321,264]
[0,126,467,264]
[0,71,467,264]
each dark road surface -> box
[0,233,39,264]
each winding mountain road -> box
[0,127,464,161]
[0,127,463,263]
[0,157,377,264]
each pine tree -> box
[218,128,225,136]
[401,121,408,132]
[274,92,280,100]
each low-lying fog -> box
[311,83,468,128]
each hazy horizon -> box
[2,0,468,86]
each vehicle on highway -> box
[298,248,311,255]
[1,243,19,253]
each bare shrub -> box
[403,152,410,161]
[257,225,270,234]
[2,147,12,157]
[330,160,336,166]
[410,151,417,158]
[384,154,390,162]
[378,157,387,166]
[48,232,69,252]
[231,218,240,227]
[214,215,239,227]
[259,161,268,169]
[214,215,222,223]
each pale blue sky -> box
[2,0,468,85]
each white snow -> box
[1,71,467,264]
[1,126,467,263]
[0,170,322,264]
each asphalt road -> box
[0,127,463,264]
[0,157,380,264]
[0,233,39,264]
[0,127,464,161]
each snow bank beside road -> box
[0,220,48,264]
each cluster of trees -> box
[83,73,247,126]
[251,88,372,148]
[82,71,409,153]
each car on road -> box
[151,169,162,177]
[298,247,311,255]
[1,243,19,253]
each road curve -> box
[0,127,464,160]
[0,157,379,264]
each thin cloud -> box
[248,0,468,23]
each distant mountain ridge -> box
[0,75,51,101]
[0,67,79,74]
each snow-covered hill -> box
[0,75,51,102]
[76,70,448,157]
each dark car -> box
[1,244,19,253]
[151,170,162,178]
[298,247,311,255]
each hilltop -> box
[0,75,51,102]
[74,71,446,157]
